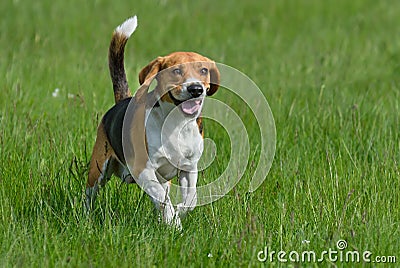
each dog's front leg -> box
[137,168,181,229]
[177,170,198,218]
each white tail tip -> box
[115,15,138,38]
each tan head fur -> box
[138,52,220,103]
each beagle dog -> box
[85,16,220,229]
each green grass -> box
[1,0,399,266]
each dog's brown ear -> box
[207,63,220,96]
[138,57,164,85]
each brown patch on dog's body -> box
[196,117,204,138]
[87,122,121,187]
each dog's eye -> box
[200,68,208,75]
[172,68,182,76]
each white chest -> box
[145,107,203,178]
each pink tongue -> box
[181,100,202,114]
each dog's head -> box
[138,52,220,116]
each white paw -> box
[163,204,182,230]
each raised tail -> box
[108,16,138,104]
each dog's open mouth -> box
[180,99,202,115]
[168,91,202,115]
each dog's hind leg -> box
[86,123,117,211]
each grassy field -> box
[1,0,399,266]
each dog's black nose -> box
[187,84,204,98]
